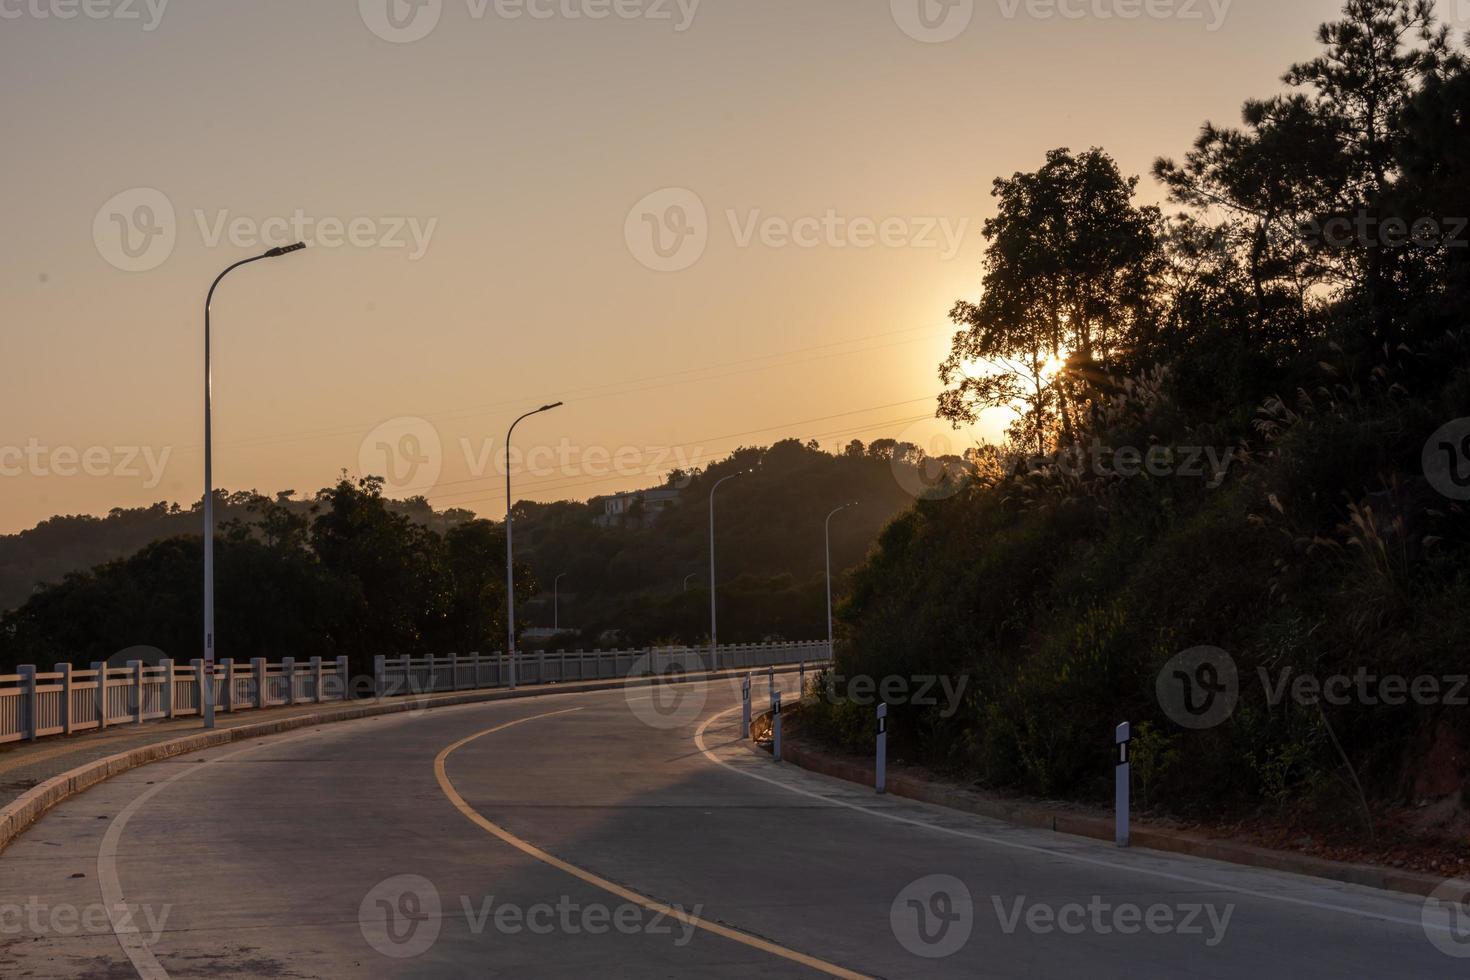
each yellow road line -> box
[432,708,870,980]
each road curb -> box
[0,665,806,856]
[754,715,1455,900]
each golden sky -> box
[0,0,1398,532]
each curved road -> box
[0,675,1460,978]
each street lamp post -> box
[505,402,563,690]
[708,470,747,671]
[202,242,306,730]
[825,502,858,661]
[553,573,568,632]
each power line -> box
[194,322,953,455]
[420,394,942,502]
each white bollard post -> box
[311,656,324,703]
[282,657,296,706]
[772,692,782,762]
[741,673,752,739]
[374,656,386,699]
[876,702,888,795]
[1115,721,1132,848]
[337,656,350,701]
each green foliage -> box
[806,5,1470,818]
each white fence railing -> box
[0,641,831,746]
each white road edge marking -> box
[693,704,1452,936]
[97,727,342,979]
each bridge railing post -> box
[253,657,267,709]
[161,659,175,719]
[91,662,107,730]
[130,661,144,724]
[55,663,73,735]
[18,666,36,743]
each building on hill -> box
[590,487,681,528]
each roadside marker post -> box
[741,673,752,739]
[1115,721,1131,848]
[876,702,888,794]
[773,692,783,762]
[798,659,805,694]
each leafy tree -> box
[940,147,1161,454]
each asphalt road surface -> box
[0,675,1462,978]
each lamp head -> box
[264,242,307,258]
[540,401,565,412]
